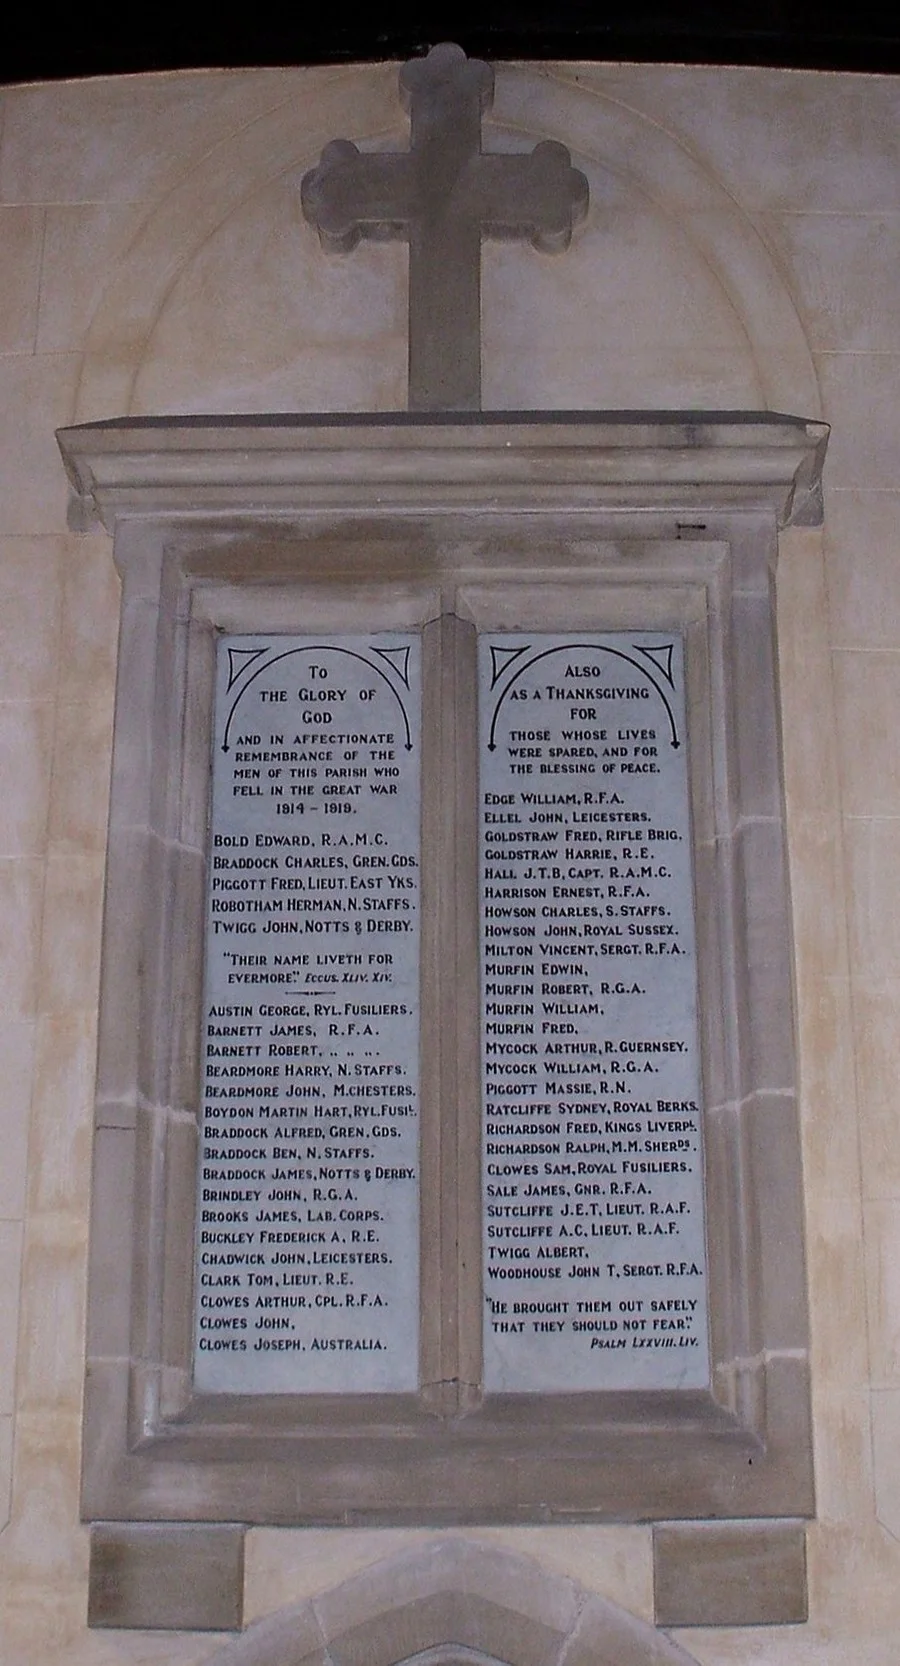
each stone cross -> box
[301,43,589,412]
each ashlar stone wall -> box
[0,55,899,1665]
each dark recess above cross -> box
[301,42,589,412]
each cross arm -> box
[301,140,416,252]
[476,142,589,252]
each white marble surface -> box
[479,633,708,1392]
[194,634,421,1393]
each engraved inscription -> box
[479,632,709,1392]
[193,634,421,1394]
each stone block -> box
[0,354,78,537]
[0,1222,23,1413]
[844,818,900,981]
[817,351,900,490]
[825,488,900,651]
[653,1520,807,1627]
[0,207,42,353]
[0,858,43,1018]
[88,1522,244,1630]
[0,536,64,701]
[0,1017,34,1219]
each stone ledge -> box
[57,411,829,535]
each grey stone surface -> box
[418,611,483,1407]
[88,1522,244,1630]
[203,1540,703,1662]
[565,1594,703,1666]
[301,45,588,412]
[205,1602,327,1666]
[653,1520,807,1627]
[315,1538,580,1666]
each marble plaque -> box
[479,632,709,1392]
[193,633,421,1393]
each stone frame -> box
[58,411,824,1530]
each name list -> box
[479,632,709,1392]
[193,633,421,1394]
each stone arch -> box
[490,66,821,415]
[203,1540,699,1666]
[72,64,819,423]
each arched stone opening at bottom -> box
[390,1650,525,1666]
[205,1539,700,1666]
